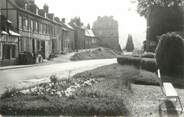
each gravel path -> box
[130,84,184,117]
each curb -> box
[0,63,46,71]
[0,65,36,71]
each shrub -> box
[1,88,21,99]
[132,49,144,56]
[50,74,59,84]
[117,56,141,68]
[18,52,35,65]
[117,56,157,72]
[141,58,157,72]
[0,95,129,116]
[156,32,184,77]
[125,34,134,52]
[141,52,155,58]
[48,53,57,60]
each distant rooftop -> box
[85,29,95,37]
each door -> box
[41,41,45,59]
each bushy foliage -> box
[1,88,21,99]
[142,52,155,58]
[18,52,35,65]
[125,34,134,52]
[117,56,141,68]
[156,32,184,77]
[48,53,57,60]
[141,58,157,72]
[137,0,184,18]
[0,95,129,116]
[117,56,157,72]
[49,74,59,84]
[69,17,83,27]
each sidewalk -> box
[0,49,100,71]
[0,52,77,71]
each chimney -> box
[62,18,65,23]
[25,3,28,10]
[36,8,39,15]
[52,14,54,20]
[43,4,49,13]
[30,4,37,14]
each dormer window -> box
[25,3,28,10]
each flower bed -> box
[1,77,98,99]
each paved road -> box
[0,58,117,95]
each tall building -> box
[92,16,121,51]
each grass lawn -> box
[0,63,183,116]
[73,64,160,86]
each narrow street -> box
[0,58,116,95]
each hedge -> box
[155,32,184,78]
[141,52,155,58]
[117,56,157,72]
[141,58,157,72]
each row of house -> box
[0,0,98,66]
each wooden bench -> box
[157,69,183,113]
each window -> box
[27,19,29,31]
[35,21,38,33]
[25,19,28,30]
[3,45,10,59]
[39,23,42,34]
[37,23,39,33]
[23,17,26,30]
[30,20,33,32]
[2,44,16,59]
[18,15,22,30]
[53,26,55,36]
[45,24,48,34]
[43,24,46,34]
[33,21,38,33]
[11,45,16,58]
[0,43,2,59]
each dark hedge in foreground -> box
[0,94,129,116]
[117,56,157,72]
[156,32,184,78]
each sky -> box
[35,0,146,49]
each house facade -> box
[70,23,85,51]
[0,0,99,66]
[0,0,75,66]
[0,0,20,66]
[84,28,98,49]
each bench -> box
[157,69,183,113]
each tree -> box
[156,32,184,78]
[87,23,90,29]
[69,17,83,27]
[125,34,134,52]
[137,0,184,18]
